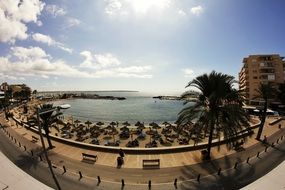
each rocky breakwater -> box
[153,96,182,100]
[60,93,126,100]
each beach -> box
[11,98,260,148]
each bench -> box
[234,140,244,151]
[142,159,160,168]
[32,135,39,142]
[82,153,98,162]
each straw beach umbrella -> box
[122,121,130,126]
[135,121,142,127]
[92,124,100,130]
[105,125,113,130]
[96,121,104,126]
[137,125,145,130]
[152,124,161,130]
[110,121,117,126]
[150,122,160,132]
[74,119,81,127]
[149,122,160,128]
[85,120,92,130]
[120,126,129,131]
[162,121,170,127]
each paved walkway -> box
[4,115,282,168]
[0,150,52,190]
[241,160,285,190]
[1,113,285,185]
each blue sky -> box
[0,0,285,94]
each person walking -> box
[119,148,125,158]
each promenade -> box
[0,112,285,189]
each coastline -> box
[10,99,261,149]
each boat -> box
[59,104,71,109]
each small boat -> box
[59,104,71,109]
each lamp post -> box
[37,106,62,190]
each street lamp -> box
[36,106,63,190]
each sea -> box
[41,91,187,124]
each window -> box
[268,75,275,81]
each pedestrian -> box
[119,148,125,158]
[117,156,123,167]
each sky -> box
[0,0,285,95]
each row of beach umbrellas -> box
[64,118,182,145]
[72,119,173,128]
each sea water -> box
[50,91,186,124]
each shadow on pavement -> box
[178,153,256,190]
[15,154,40,171]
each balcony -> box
[259,68,275,74]
[259,62,274,68]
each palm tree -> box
[254,83,276,140]
[39,104,62,149]
[176,71,250,160]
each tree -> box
[38,104,62,149]
[176,71,250,159]
[255,83,276,140]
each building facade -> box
[239,54,285,105]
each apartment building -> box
[239,54,285,105]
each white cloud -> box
[65,17,81,28]
[57,46,73,53]
[93,65,153,78]
[178,9,186,16]
[80,50,152,78]
[0,46,153,80]
[0,0,44,43]
[130,0,171,13]
[116,66,152,73]
[183,68,194,78]
[190,5,203,16]
[183,68,209,80]
[44,4,80,29]
[32,33,73,53]
[105,0,122,16]
[95,53,121,68]
[11,46,49,60]
[104,0,172,16]
[0,46,90,79]
[32,33,54,46]
[45,4,66,17]
[80,51,121,69]
[80,51,94,68]
[36,20,43,26]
